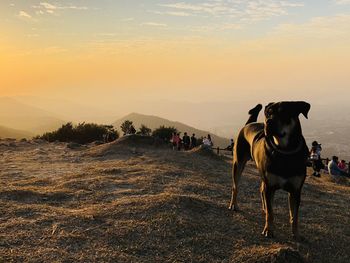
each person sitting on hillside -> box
[225,139,234,151]
[310,141,323,177]
[202,137,211,148]
[338,159,347,172]
[190,133,197,149]
[328,156,349,178]
[182,132,191,151]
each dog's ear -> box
[294,101,310,119]
[264,102,275,114]
[284,101,311,119]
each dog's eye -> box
[266,109,273,118]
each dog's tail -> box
[245,104,263,125]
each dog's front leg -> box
[261,187,275,237]
[260,181,266,213]
[288,190,301,240]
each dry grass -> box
[0,137,349,262]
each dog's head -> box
[264,101,310,148]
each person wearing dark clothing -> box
[310,141,323,177]
[226,139,234,151]
[183,132,191,151]
[190,133,197,149]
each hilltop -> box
[113,112,230,147]
[0,137,349,262]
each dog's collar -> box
[266,136,304,156]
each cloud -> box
[241,14,350,53]
[121,17,135,22]
[334,0,350,4]
[18,11,32,19]
[151,10,192,17]
[141,22,168,27]
[32,2,88,15]
[158,1,304,22]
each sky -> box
[1,0,350,106]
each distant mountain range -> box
[112,113,231,147]
[2,96,350,160]
[0,97,65,135]
[0,125,33,139]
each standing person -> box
[182,132,191,151]
[310,141,323,177]
[190,133,197,149]
[177,133,182,151]
[207,134,214,147]
[171,132,179,150]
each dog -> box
[228,101,310,240]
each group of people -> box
[171,132,213,151]
[310,140,350,178]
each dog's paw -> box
[261,228,274,238]
[228,204,239,211]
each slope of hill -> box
[0,97,65,135]
[0,125,33,139]
[113,112,230,147]
[0,140,349,262]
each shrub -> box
[121,120,136,135]
[152,126,178,142]
[138,124,152,136]
[39,122,119,144]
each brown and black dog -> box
[229,101,310,240]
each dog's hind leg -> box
[229,136,250,211]
[260,181,266,213]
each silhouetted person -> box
[310,141,323,177]
[207,134,213,147]
[190,133,197,149]
[226,139,234,151]
[182,132,190,151]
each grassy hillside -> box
[113,112,230,147]
[0,138,349,262]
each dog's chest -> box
[265,172,305,190]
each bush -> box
[121,120,136,135]
[138,124,152,136]
[39,122,119,144]
[152,126,178,142]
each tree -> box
[39,122,119,144]
[120,120,136,135]
[152,126,178,142]
[139,124,152,136]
